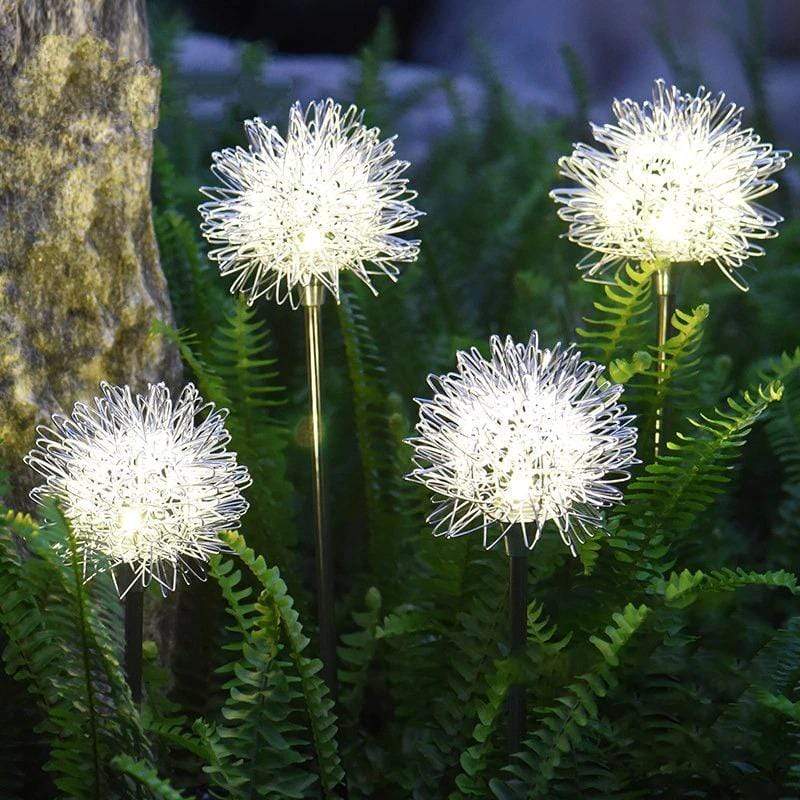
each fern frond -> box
[150,320,231,408]
[381,539,507,796]
[758,689,800,721]
[449,659,513,800]
[111,754,190,799]
[760,348,800,553]
[337,281,397,536]
[338,587,383,796]
[595,380,784,593]
[653,567,799,609]
[221,531,345,796]
[491,604,650,799]
[761,346,800,463]
[203,555,313,799]
[210,299,296,563]
[450,602,572,799]
[339,586,382,723]
[627,380,782,530]
[211,297,286,426]
[577,262,655,366]
[154,205,229,345]
[0,506,152,799]
[631,303,709,451]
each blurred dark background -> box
[171,0,427,57]
[159,0,800,147]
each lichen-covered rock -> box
[0,0,149,68]
[0,34,180,500]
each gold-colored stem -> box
[301,278,337,695]
[653,264,675,459]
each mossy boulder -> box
[0,34,180,499]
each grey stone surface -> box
[0,33,180,500]
[0,0,150,67]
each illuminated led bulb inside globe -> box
[406,333,638,552]
[199,98,422,308]
[550,79,790,288]
[25,382,251,596]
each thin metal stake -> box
[653,265,675,459]
[121,565,143,705]
[506,527,527,755]
[301,278,337,695]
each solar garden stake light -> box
[199,99,421,693]
[551,79,790,454]
[25,382,251,704]
[407,332,638,754]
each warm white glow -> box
[199,98,422,308]
[406,333,638,552]
[550,79,790,289]
[26,382,251,596]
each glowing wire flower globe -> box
[406,333,638,552]
[199,98,422,307]
[550,79,791,289]
[25,382,251,596]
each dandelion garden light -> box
[551,79,790,452]
[26,381,251,596]
[550,79,790,288]
[407,332,637,752]
[199,98,421,307]
[407,332,638,552]
[200,98,421,690]
[26,382,250,702]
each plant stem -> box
[301,278,337,696]
[506,526,527,754]
[121,564,144,705]
[653,263,675,458]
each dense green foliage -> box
[2,5,800,798]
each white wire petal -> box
[406,333,638,553]
[199,98,422,308]
[550,79,791,289]
[25,382,252,596]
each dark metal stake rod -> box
[506,527,528,755]
[653,265,675,459]
[301,278,337,696]
[121,565,143,705]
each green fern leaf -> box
[629,303,709,453]
[153,205,229,347]
[490,604,650,799]
[337,281,397,533]
[577,262,655,366]
[203,555,313,799]
[221,531,345,796]
[594,380,784,594]
[111,754,190,799]
[653,567,799,609]
[0,506,152,799]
